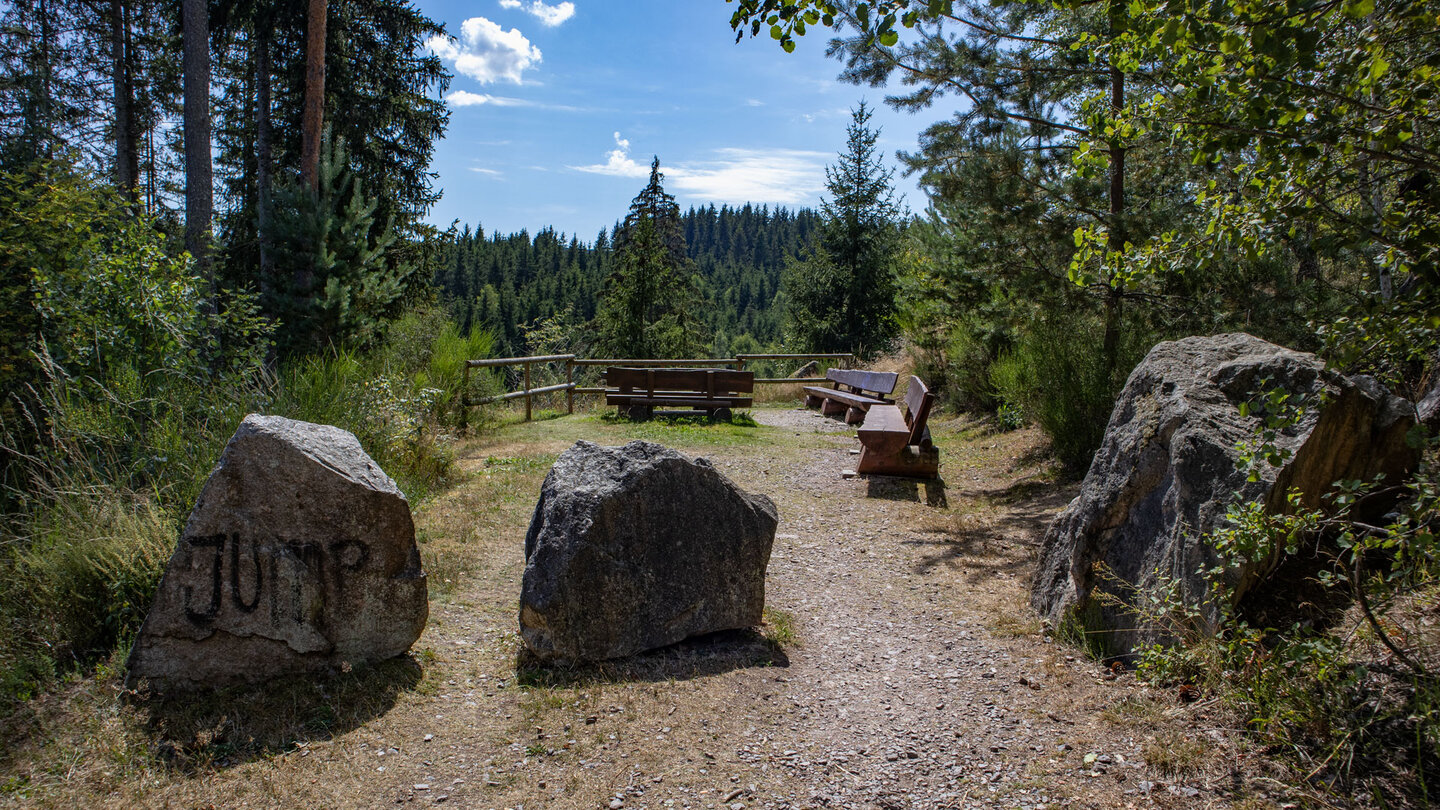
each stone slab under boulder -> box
[126,415,428,690]
[1031,333,1418,658]
[520,440,778,664]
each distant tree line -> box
[433,200,822,358]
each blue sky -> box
[412,0,933,240]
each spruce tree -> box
[595,157,702,359]
[785,102,902,357]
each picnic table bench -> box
[605,367,754,420]
[855,375,939,478]
[802,369,900,425]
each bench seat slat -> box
[606,395,752,408]
[856,404,910,456]
[801,386,889,408]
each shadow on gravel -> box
[514,628,789,688]
[864,475,948,507]
[902,489,1075,581]
[127,653,424,774]
[904,529,1034,582]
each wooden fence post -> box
[566,358,574,414]
[460,362,471,430]
[524,361,533,422]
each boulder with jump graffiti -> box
[125,415,428,691]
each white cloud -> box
[570,131,649,178]
[446,90,534,107]
[501,0,575,26]
[425,17,540,85]
[569,137,828,206]
[468,167,503,176]
[668,148,828,206]
[746,99,765,107]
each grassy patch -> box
[1143,730,1208,777]
[1100,694,1168,728]
[762,607,799,649]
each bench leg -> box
[857,445,940,478]
[708,407,733,422]
[844,406,867,425]
[804,394,823,409]
[820,398,847,419]
[626,405,653,421]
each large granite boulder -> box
[126,415,427,690]
[520,440,778,664]
[1032,333,1417,658]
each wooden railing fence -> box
[461,352,855,423]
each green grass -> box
[762,607,799,648]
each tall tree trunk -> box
[181,0,212,286]
[255,23,274,289]
[300,0,327,191]
[1102,61,1126,384]
[110,0,138,201]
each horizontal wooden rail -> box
[462,353,577,424]
[462,352,858,423]
[467,353,574,368]
[470,382,575,406]
[571,358,735,367]
[735,353,854,361]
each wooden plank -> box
[904,376,936,447]
[802,386,889,408]
[857,444,940,478]
[827,368,898,396]
[606,395,753,408]
[856,404,911,455]
[605,367,755,393]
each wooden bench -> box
[855,376,939,478]
[802,369,899,425]
[605,367,754,420]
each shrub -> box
[990,309,1146,471]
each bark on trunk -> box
[1102,62,1126,382]
[181,0,212,285]
[255,24,274,288]
[109,0,138,200]
[300,0,327,192]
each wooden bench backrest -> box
[904,375,935,446]
[605,367,755,395]
[826,368,898,396]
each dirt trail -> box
[2,406,1256,809]
[386,408,1236,810]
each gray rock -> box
[126,414,427,689]
[520,440,778,663]
[1031,333,1417,657]
[1418,351,1440,431]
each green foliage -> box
[0,161,269,397]
[594,158,705,359]
[989,309,1147,471]
[269,137,418,354]
[786,103,902,358]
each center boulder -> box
[519,440,778,664]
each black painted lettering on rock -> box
[178,532,371,627]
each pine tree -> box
[786,103,902,356]
[595,157,702,359]
[268,136,414,352]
